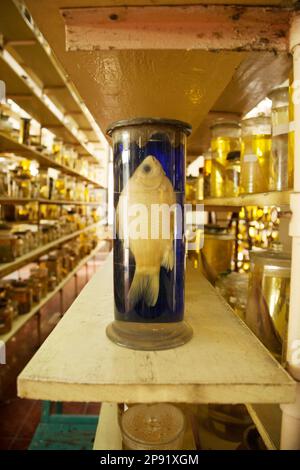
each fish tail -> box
[161,246,174,271]
[129,269,160,308]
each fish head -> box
[135,155,164,189]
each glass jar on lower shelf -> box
[0,299,13,334]
[240,116,271,194]
[268,86,292,191]
[10,281,33,315]
[210,121,241,198]
[120,404,185,450]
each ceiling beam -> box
[61,5,292,53]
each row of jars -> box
[0,232,99,335]
[0,112,101,181]
[0,162,102,202]
[0,215,95,263]
[203,86,293,198]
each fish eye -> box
[142,164,152,174]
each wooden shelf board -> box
[199,191,293,209]
[0,198,101,206]
[0,132,103,188]
[0,222,102,278]
[246,404,281,450]
[17,255,295,404]
[0,240,108,344]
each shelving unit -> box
[0,197,101,206]
[0,0,107,163]
[18,256,295,405]
[0,221,102,278]
[0,132,103,188]
[0,240,108,344]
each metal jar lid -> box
[106,117,192,136]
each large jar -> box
[245,251,290,362]
[210,121,241,198]
[240,116,271,194]
[107,118,193,350]
[268,86,292,191]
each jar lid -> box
[106,117,192,136]
[121,404,185,446]
[227,151,241,161]
[250,250,291,272]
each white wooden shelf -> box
[197,191,293,210]
[0,221,102,277]
[17,255,295,404]
[246,404,281,450]
[0,197,101,206]
[0,240,108,344]
[0,132,103,188]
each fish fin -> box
[129,270,160,308]
[161,246,174,271]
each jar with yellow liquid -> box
[210,121,241,198]
[245,251,290,363]
[203,149,212,198]
[225,151,240,197]
[268,86,292,190]
[240,116,271,194]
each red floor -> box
[0,249,109,450]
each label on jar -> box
[289,121,295,132]
[273,123,289,136]
[243,154,258,162]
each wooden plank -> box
[0,132,103,188]
[0,222,102,278]
[0,240,108,344]
[17,254,295,404]
[62,5,291,52]
[246,404,281,450]
[93,404,122,450]
[200,190,293,209]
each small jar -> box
[120,404,185,450]
[27,277,43,303]
[0,231,17,263]
[225,151,241,197]
[202,226,235,275]
[240,116,271,194]
[186,176,198,203]
[203,149,212,198]
[210,121,241,198]
[268,86,292,190]
[11,280,33,315]
[48,274,57,291]
[0,298,13,334]
[30,266,48,298]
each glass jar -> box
[120,404,185,450]
[11,280,33,315]
[203,149,212,198]
[240,116,271,194]
[48,274,57,291]
[268,86,292,191]
[185,176,197,203]
[107,118,193,350]
[0,230,17,263]
[245,251,290,362]
[30,266,48,298]
[28,277,43,303]
[19,118,31,145]
[225,151,240,197]
[201,226,234,276]
[210,121,241,198]
[0,298,13,334]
